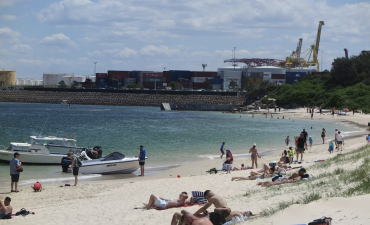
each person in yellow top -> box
[287,146,294,165]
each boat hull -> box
[0,150,63,165]
[79,159,140,174]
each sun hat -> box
[253,143,256,146]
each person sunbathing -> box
[232,164,247,171]
[0,197,12,219]
[257,174,310,187]
[231,164,275,181]
[138,192,191,210]
[172,208,228,225]
[225,210,261,221]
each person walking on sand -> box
[71,154,80,186]
[249,144,260,168]
[285,136,291,147]
[220,142,225,159]
[296,133,305,162]
[337,131,344,151]
[309,136,313,149]
[10,152,21,192]
[138,145,146,176]
[321,128,326,144]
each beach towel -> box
[192,191,208,204]
[153,203,203,210]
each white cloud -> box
[87,48,137,58]
[0,0,22,7]
[12,44,32,53]
[2,15,17,20]
[40,33,76,47]
[0,27,20,38]
[140,45,180,56]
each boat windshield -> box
[65,141,76,147]
[6,145,13,150]
[30,139,66,146]
[101,152,125,161]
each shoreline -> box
[1,110,370,225]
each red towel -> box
[154,203,203,210]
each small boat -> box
[0,135,87,165]
[78,151,142,174]
[0,144,64,165]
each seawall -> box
[0,90,245,110]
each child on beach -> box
[233,164,247,171]
[366,134,370,143]
[309,136,313,149]
[288,146,294,164]
[285,136,290,147]
[328,140,334,153]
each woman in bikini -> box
[321,128,326,144]
[231,164,274,181]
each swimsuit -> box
[154,198,167,209]
[251,155,256,158]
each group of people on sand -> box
[136,190,260,224]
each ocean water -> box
[0,102,360,188]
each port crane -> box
[285,21,324,70]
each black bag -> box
[308,216,332,225]
[16,165,23,172]
[209,168,218,174]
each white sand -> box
[1,110,370,225]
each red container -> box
[142,72,163,78]
[191,71,217,77]
[108,71,132,80]
[163,71,169,77]
[192,83,204,89]
[96,73,107,78]
[271,74,286,79]
[142,82,163,88]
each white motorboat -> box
[0,135,87,165]
[79,151,142,174]
[0,144,64,165]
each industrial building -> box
[16,79,43,86]
[0,69,16,86]
[43,73,93,86]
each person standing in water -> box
[285,136,291,147]
[220,142,225,159]
[321,128,326,144]
[249,144,260,168]
[138,145,146,176]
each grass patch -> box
[257,145,370,217]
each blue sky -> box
[1,0,369,79]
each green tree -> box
[58,80,67,88]
[229,80,237,91]
[125,83,141,89]
[330,58,357,86]
[241,77,255,93]
[85,78,93,84]
[169,81,182,90]
[203,78,212,90]
[71,80,79,88]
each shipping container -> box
[191,83,204,89]
[163,71,169,77]
[132,71,140,78]
[271,74,286,79]
[123,78,136,85]
[176,81,191,88]
[96,78,107,84]
[142,82,163,88]
[96,73,107,78]
[168,70,191,82]
[191,77,213,83]
[286,72,307,78]
[142,78,163,82]
[271,79,286,84]
[212,84,222,90]
[190,71,217,77]
[210,78,222,84]
[142,72,163,78]
[286,77,300,84]
[107,70,132,79]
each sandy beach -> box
[1,109,370,225]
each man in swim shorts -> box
[249,144,260,168]
[139,192,190,210]
[220,142,225,159]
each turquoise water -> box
[0,102,359,187]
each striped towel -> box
[192,191,208,204]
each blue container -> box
[168,70,191,82]
[132,71,140,78]
[286,77,300,84]
[96,78,107,84]
[210,78,222,84]
[286,72,307,78]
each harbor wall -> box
[0,90,244,110]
